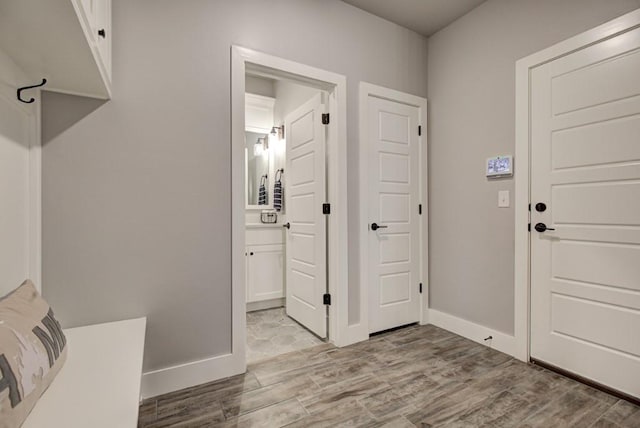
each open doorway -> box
[244,73,329,363]
[231,46,350,372]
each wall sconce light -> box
[254,137,268,156]
[270,125,284,141]
[269,125,285,153]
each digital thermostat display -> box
[486,155,513,178]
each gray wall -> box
[427,0,640,334]
[42,0,428,372]
[273,80,320,126]
[245,75,275,98]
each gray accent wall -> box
[427,0,640,334]
[42,0,428,372]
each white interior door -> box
[367,96,420,334]
[0,93,31,296]
[530,26,640,399]
[284,93,327,338]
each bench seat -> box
[23,318,146,428]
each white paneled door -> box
[530,26,640,399]
[284,93,327,338]
[367,96,421,334]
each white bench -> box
[23,318,146,428]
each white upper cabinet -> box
[0,0,112,99]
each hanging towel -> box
[273,169,284,212]
[258,175,268,205]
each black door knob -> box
[534,223,555,232]
[371,223,388,231]
[283,222,290,229]
[535,203,547,212]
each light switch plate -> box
[498,190,510,208]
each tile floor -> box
[246,307,325,364]
[138,324,640,427]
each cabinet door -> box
[78,0,98,42]
[94,0,112,80]
[246,245,284,302]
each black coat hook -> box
[17,78,47,104]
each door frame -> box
[514,9,640,362]
[231,46,349,374]
[358,82,429,338]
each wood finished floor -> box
[138,324,640,427]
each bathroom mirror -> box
[245,130,272,208]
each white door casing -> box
[529,25,640,399]
[284,93,327,338]
[367,95,421,334]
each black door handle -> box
[283,222,290,229]
[371,223,388,231]
[534,223,555,232]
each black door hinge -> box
[418,125,422,136]
[323,203,331,215]
[419,283,423,294]
[323,293,331,305]
[528,223,531,232]
[322,113,330,125]
[528,203,531,211]
[419,204,422,215]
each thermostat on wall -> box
[486,155,513,178]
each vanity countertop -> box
[246,223,283,229]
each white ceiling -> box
[341,0,487,37]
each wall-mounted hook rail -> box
[17,78,47,104]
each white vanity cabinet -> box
[246,244,284,303]
[246,227,285,305]
[0,0,113,99]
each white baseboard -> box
[428,309,522,361]
[141,311,523,399]
[247,298,284,312]
[141,353,244,399]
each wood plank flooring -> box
[138,324,640,427]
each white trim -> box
[429,309,518,357]
[0,76,41,293]
[140,352,243,399]
[358,82,429,335]
[30,90,42,291]
[514,8,640,362]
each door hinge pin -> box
[323,203,331,215]
[322,113,330,125]
[419,204,422,215]
[323,293,331,305]
[419,283,423,294]
[418,125,422,136]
